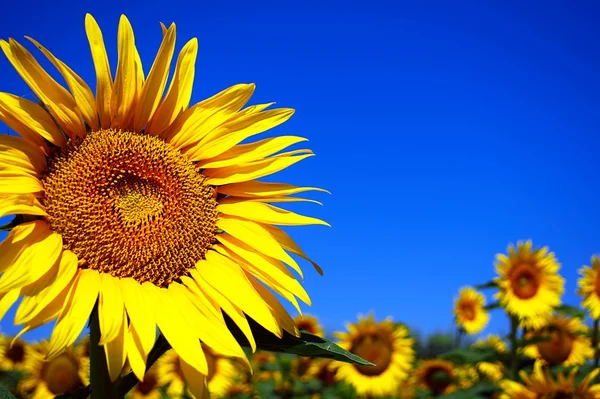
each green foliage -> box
[556,304,587,319]
[438,347,496,365]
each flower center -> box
[536,325,573,366]
[136,370,158,395]
[42,354,81,395]
[424,367,453,395]
[351,333,393,376]
[41,129,218,287]
[296,320,318,335]
[460,304,476,321]
[5,341,25,364]
[510,263,540,299]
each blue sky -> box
[1,1,599,342]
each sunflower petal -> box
[0,134,46,174]
[26,37,99,130]
[47,269,101,359]
[218,202,329,227]
[147,38,198,135]
[133,23,176,131]
[217,180,330,198]
[120,278,156,358]
[126,326,146,381]
[0,289,20,321]
[179,358,209,399]
[260,224,323,275]
[0,39,85,138]
[103,311,127,381]
[0,195,46,219]
[247,274,299,337]
[99,274,125,345]
[111,15,137,128]
[0,93,65,148]
[85,14,113,128]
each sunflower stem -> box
[454,327,464,348]
[593,318,599,368]
[89,303,122,399]
[509,314,519,380]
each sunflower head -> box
[306,359,339,388]
[334,314,415,397]
[0,336,35,371]
[453,286,490,334]
[477,361,505,382]
[128,369,161,399]
[473,334,508,354]
[456,364,479,390]
[294,314,325,337]
[415,359,457,395]
[578,255,600,319]
[494,241,564,328]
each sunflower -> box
[0,13,327,396]
[291,356,317,382]
[477,361,504,382]
[522,313,593,367]
[473,334,507,354]
[494,241,564,328]
[0,336,36,371]
[222,382,253,398]
[498,361,600,399]
[396,376,417,399]
[415,359,457,395]
[306,359,338,388]
[334,314,414,397]
[456,364,479,390]
[578,255,600,319]
[127,368,162,399]
[294,314,324,337]
[453,286,490,334]
[157,345,238,398]
[18,341,89,398]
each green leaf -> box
[555,304,586,319]
[440,383,498,398]
[484,301,501,311]
[438,347,496,364]
[224,315,374,366]
[0,386,16,399]
[474,280,498,290]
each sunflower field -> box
[0,10,599,399]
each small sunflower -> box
[473,334,508,354]
[0,336,35,371]
[334,314,415,397]
[223,382,253,398]
[415,359,457,396]
[294,314,324,337]
[456,364,479,390]
[578,255,600,319]
[18,341,89,398]
[306,359,338,388]
[127,368,162,399]
[453,286,490,334]
[522,313,593,367]
[291,356,317,382]
[0,13,327,396]
[494,241,564,328]
[498,361,600,399]
[477,361,504,382]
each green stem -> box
[455,327,464,349]
[509,314,519,380]
[593,318,599,368]
[89,303,122,399]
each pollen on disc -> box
[41,129,218,287]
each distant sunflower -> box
[523,313,593,366]
[0,336,36,371]
[498,362,600,399]
[18,341,89,398]
[223,382,253,398]
[127,369,161,399]
[578,255,600,319]
[294,314,324,337]
[494,241,564,328]
[396,376,417,399]
[456,365,479,390]
[415,359,457,395]
[0,12,327,395]
[477,361,504,382]
[453,287,489,334]
[291,356,317,382]
[306,359,338,388]
[334,314,414,397]
[473,334,507,354]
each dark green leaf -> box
[474,280,498,290]
[0,386,16,399]
[484,301,501,311]
[438,347,496,364]
[555,304,586,319]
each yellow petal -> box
[160,22,168,37]
[198,136,308,169]
[0,173,43,194]
[0,39,85,138]
[163,83,255,148]
[0,92,65,148]
[47,269,101,359]
[99,274,125,345]
[216,216,301,277]
[120,278,156,358]
[205,152,314,186]
[126,326,146,381]
[195,251,281,337]
[85,13,113,129]
[103,311,127,382]
[0,221,62,292]
[220,196,322,206]
[217,180,329,198]
[0,221,42,274]
[0,195,46,219]
[0,134,46,174]
[264,225,324,276]
[150,284,208,374]
[179,358,209,399]
[111,15,137,128]
[186,108,295,161]
[218,201,329,227]
[26,37,99,130]
[133,23,176,131]
[0,289,20,321]
[146,38,198,135]
[247,275,299,337]
[16,250,78,324]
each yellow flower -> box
[522,313,593,367]
[473,334,507,353]
[456,364,479,389]
[127,369,162,399]
[0,13,327,396]
[453,286,490,334]
[157,345,238,398]
[498,361,600,399]
[494,241,564,328]
[414,359,457,396]
[294,314,325,337]
[18,341,89,398]
[222,382,253,398]
[477,361,504,382]
[334,314,415,397]
[306,359,339,388]
[578,255,600,319]
[0,336,36,371]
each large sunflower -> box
[18,341,89,398]
[494,241,564,328]
[0,13,327,396]
[522,313,593,367]
[334,314,415,397]
[414,359,457,396]
[294,314,324,337]
[0,336,36,371]
[453,286,489,334]
[577,255,600,319]
[498,361,600,399]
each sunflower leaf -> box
[474,280,498,290]
[0,386,16,399]
[484,301,501,310]
[437,347,496,364]
[555,304,586,319]
[224,315,374,366]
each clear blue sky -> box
[1,1,599,341]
